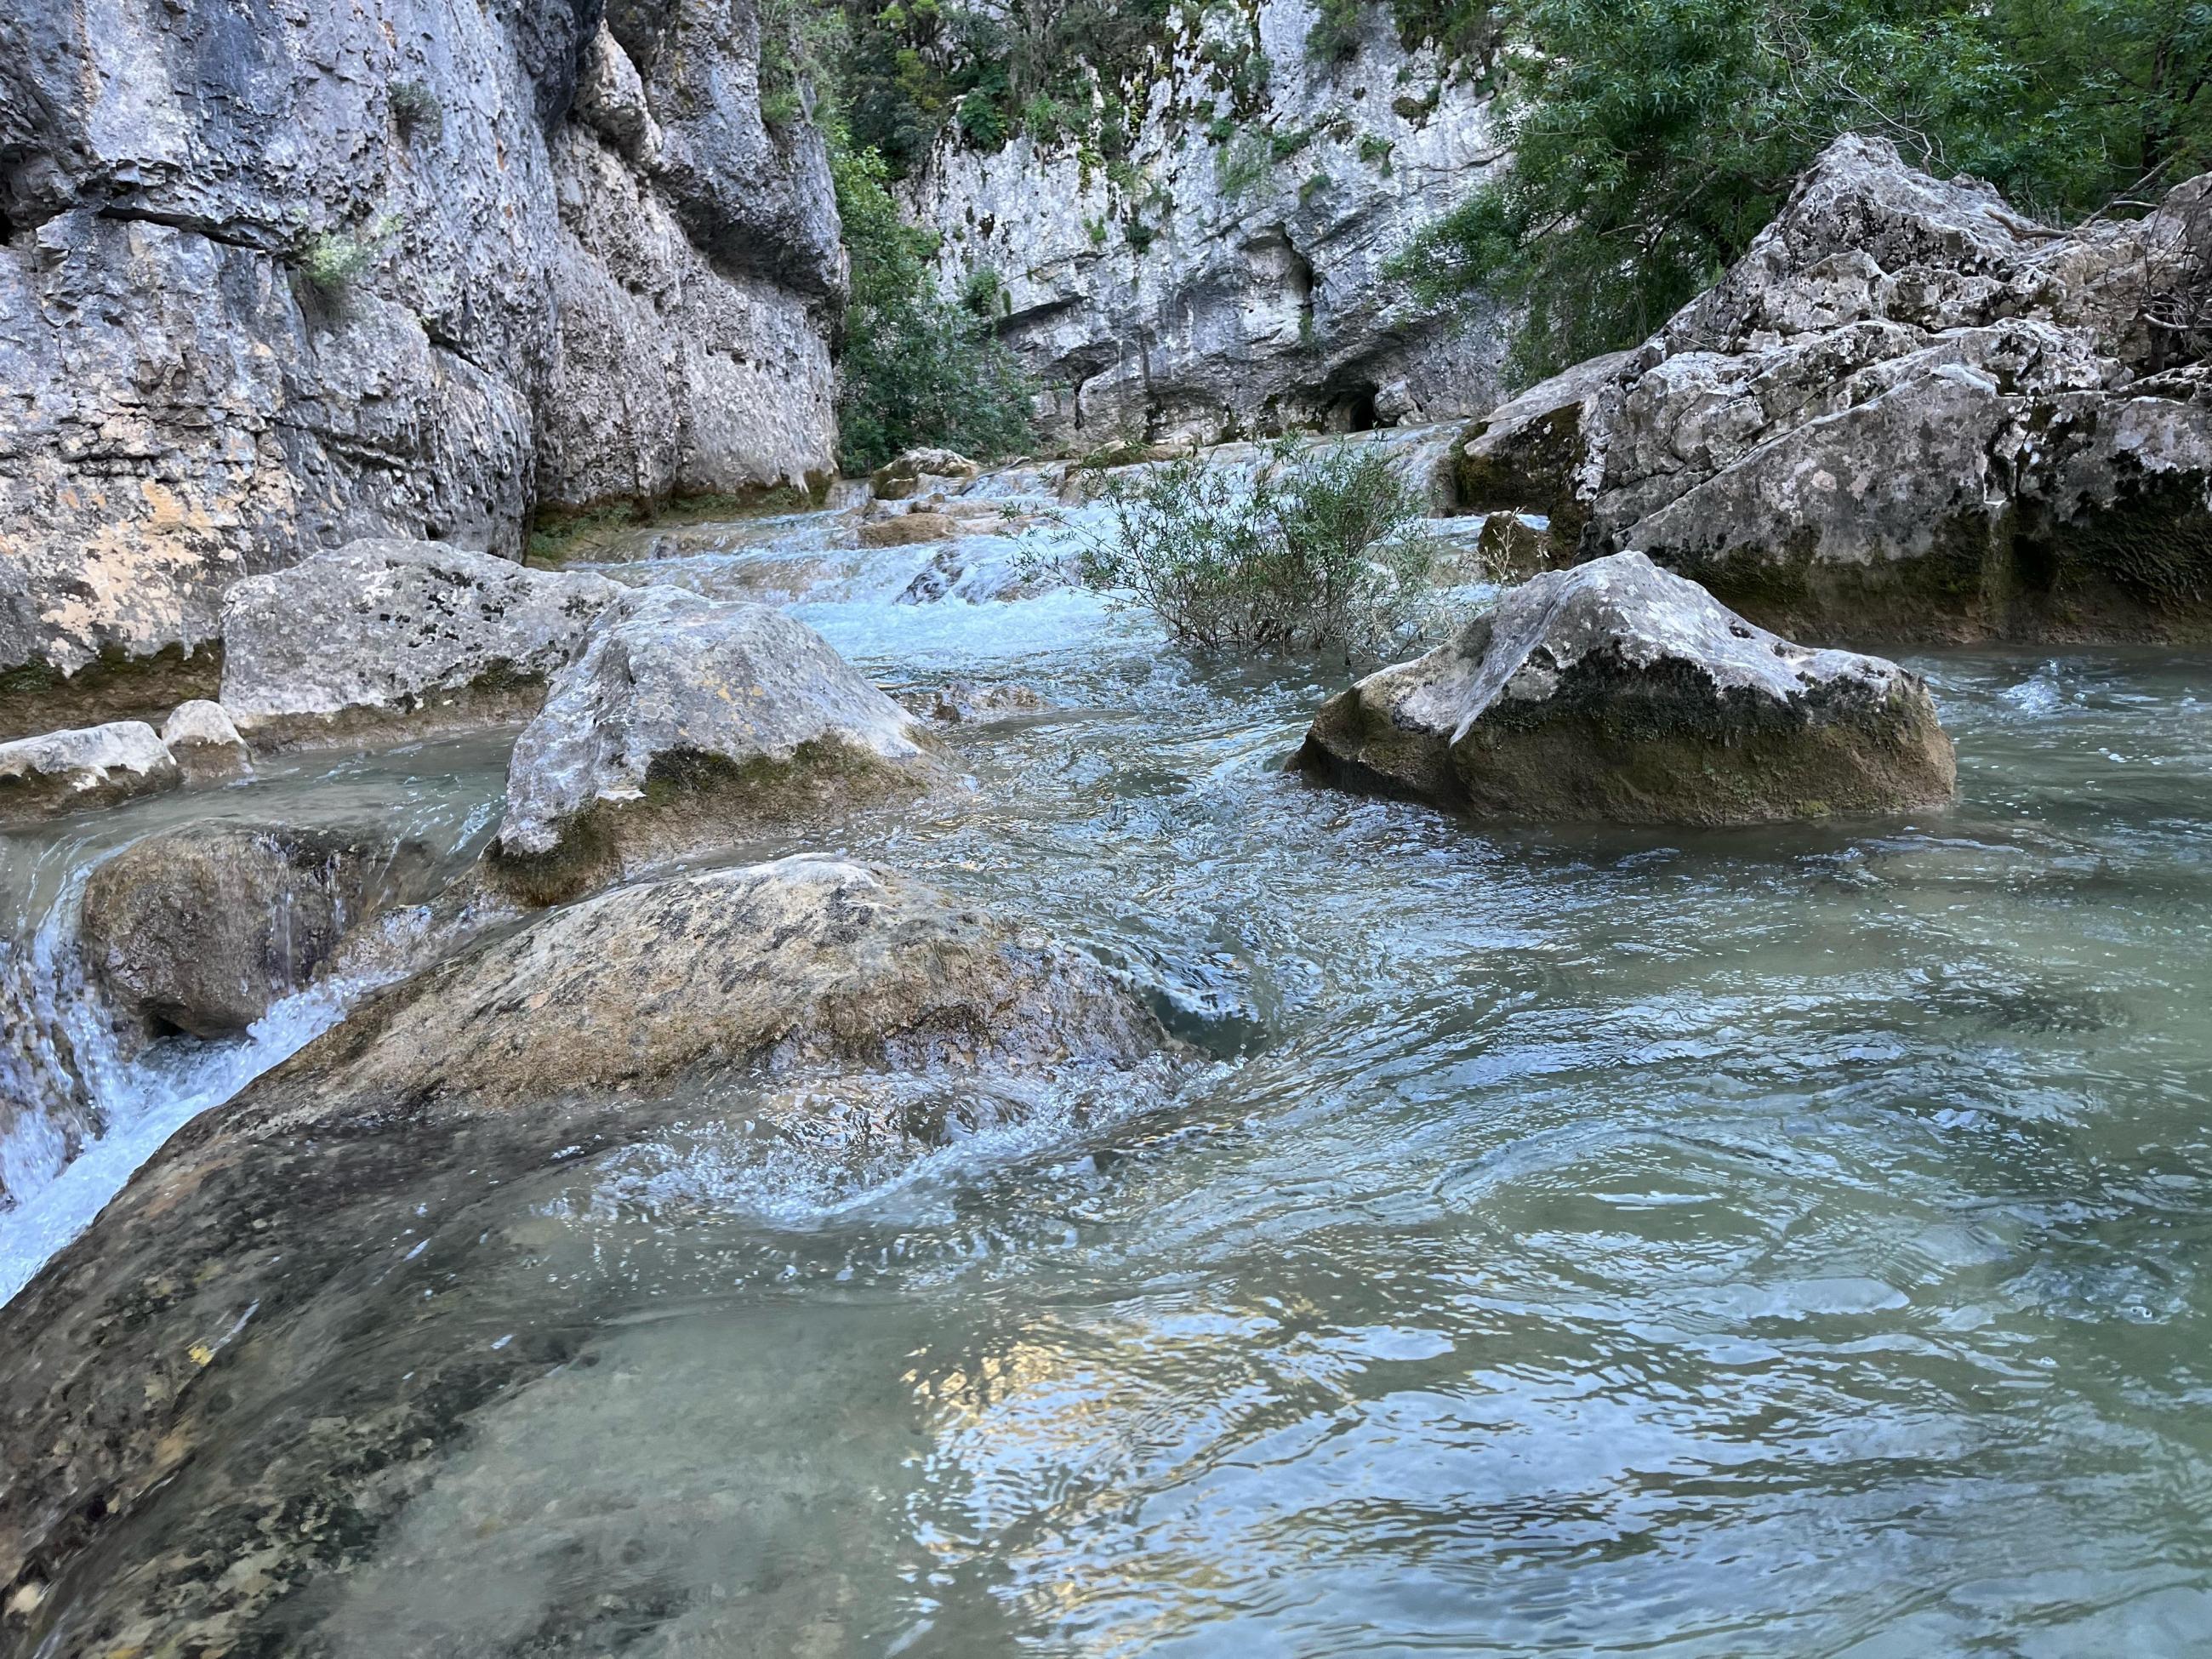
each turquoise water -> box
[5,507,2211,1654]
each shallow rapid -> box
[4,485,2211,1654]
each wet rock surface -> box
[1485,135,2212,641]
[219,540,621,746]
[0,856,1167,1658]
[869,448,982,500]
[157,701,251,782]
[77,823,440,1046]
[492,590,944,902]
[0,721,179,819]
[898,680,1052,724]
[1300,552,1957,824]
[0,0,841,710]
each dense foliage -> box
[1041,442,1443,655]
[1398,0,2212,385]
[830,149,1041,476]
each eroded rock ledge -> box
[1461,134,2212,642]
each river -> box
[3,464,2209,1654]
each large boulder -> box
[1299,552,1956,825]
[0,721,179,819]
[869,447,981,501]
[0,857,1166,1657]
[219,539,621,745]
[1477,135,2212,641]
[77,823,439,1045]
[491,589,944,902]
[0,0,841,729]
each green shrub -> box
[1395,0,2212,387]
[1357,133,1395,168]
[1040,441,1443,657]
[833,148,1039,476]
[388,81,443,139]
[299,214,400,296]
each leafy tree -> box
[831,149,1040,476]
[1396,0,2212,385]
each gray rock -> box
[1299,552,1956,824]
[870,448,983,500]
[77,824,439,1046]
[0,856,1168,1656]
[906,0,1507,444]
[0,0,841,716]
[160,700,251,782]
[219,539,622,746]
[1491,135,2212,641]
[858,511,963,549]
[492,589,943,901]
[1456,350,1634,535]
[0,721,179,819]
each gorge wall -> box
[906,0,1506,447]
[0,0,842,732]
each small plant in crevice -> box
[1029,440,1445,659]
[388,80,443,140]
[298,214,401,299]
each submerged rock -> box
[219,540,620,746]
[158,699,251,781]
[77,823,439,1045]
[491,590,942,902]
[898,680,1052,724]
[1478,135,2212,641]
[858,510,962,548]
[1299,553,1956,825]
[0,856,1166,1657]
[0,721,179,818]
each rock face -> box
[219,539,621,745]
[77,824,439,1046]
[0,721,180,819]
[1485,135,2212,641]
[158,701,251,781]
[907,0,1506,445]
[493,590,943,900]
[1299,552,1956,824]
[0,0,841,726]
[0,856,1166,1657]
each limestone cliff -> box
[905,0,1504,447]
[0,0,842,730]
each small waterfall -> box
[0,859,362,1301]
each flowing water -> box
[5,459,2212,1654]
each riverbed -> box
[3,489,2209,1654]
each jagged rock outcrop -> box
[219,539,621,746]
[1474,135,2212,641]
[1299,552,1956,824]
[0,856,1167,1656]
[0,721,180,819]
[492,590,943,901]
[77,824,439,1046]
[0,0,841,734]
[907,0,1506,445]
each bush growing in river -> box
[1041,441,1444,657]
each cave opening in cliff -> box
[1331,385,1380,432]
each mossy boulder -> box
[490,588,944,903]
[219,540,621,747]
[1299,553,1956,826]
[0,856,1169,1657]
